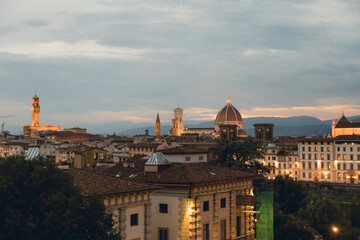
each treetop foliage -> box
[0,156,120,240]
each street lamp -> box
[332,226,338,240]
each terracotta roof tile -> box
[67,167,157,196]
[101,162,257,185]
[157,146,208,154]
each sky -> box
[0,0,359,131]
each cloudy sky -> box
[0,0,359,131]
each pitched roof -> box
[157,146,208,154]
[100,162,257,185]
[145,152,171,165]
[128,142,161,149]
[335,115,360,128]
[24,148,45,160]
[99,155,148,176]
[67,168,157,196]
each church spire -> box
[226,95,231,105]
[155,112,161,136]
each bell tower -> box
[156,112,161,136]
[31,94,40,127]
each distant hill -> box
[119,115,336,137]
[7,115,360,136]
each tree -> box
[210,138,270,174]
[0,156,120,240]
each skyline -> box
[0,0,359,129]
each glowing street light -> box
[332,226,338,240]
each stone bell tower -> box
[31,94,40,127]
[156,112,161,136]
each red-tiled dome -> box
[215,96,243,131]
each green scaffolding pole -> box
[256,191,274,240]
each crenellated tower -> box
[31,94,40,127]
[156,112,161,136]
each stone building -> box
[169,108,184,136]
[332,113,360,137]
[23,95,60,138]
[68,168,158,240]
[101,152,257,240]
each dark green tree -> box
[298,193,351,240]
[210,138,270,174]
[0,156,120,240]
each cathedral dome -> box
[215,96,244,131]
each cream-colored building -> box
[332,113,360,137]
[157,146,209,163]
[260,135,360,184]
[0,144,24,158]
[102,152,257,240]
[68,168,158,240]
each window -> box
[343,147,346,152]
[337,147,340,151]
[302,162,305,169]
[358,164,360,170]
[203,201,209,212]
[302,172,305,178]
[283,163,286,169]
[343,164,346,170]
[337,164,341,170]
[308,162,311,170]
[327,154,331,160]
[308,147,311,151]
[321,154,324,160]
[220,198,226,208]
[343,154,347,160]
[314,154,318,160]
[350,164,354,170]
[321,147,324,152]
[221,220,226,240]
[309,172,312,178]
[199,156,204,161]
[203,224,210,240]
[267,156,270,160]
[308,154,311,160]
[315,147,318,152]
[236,216,241,237]
[350,154,353,160]
[327,147,331,152]
[185,157,191,161]
[321,163,324,169]
[337,154,341,160]
[314,163,318,169]
[130,214,138,226]
[350,147,353,152]
[159,204,168,213]
[302,147,305,151]
[358,155,360,160]
[302,154,305,160]
[159,228,169,240]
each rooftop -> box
[67,168,157,196]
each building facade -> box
[23,95,60,138]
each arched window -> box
[257,128,263,139]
